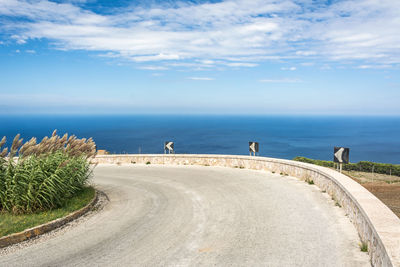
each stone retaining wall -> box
[94,154,400,267]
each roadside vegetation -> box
[294,156,400,218]
[359,242,368,252]
[0,187,95,237]
[0,130,96,215]
[293,156,400,177]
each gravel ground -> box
[0,165,370,266]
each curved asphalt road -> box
[0,165,370,266]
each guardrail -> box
[94,154,400,267]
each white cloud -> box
[25,49,36,53]
[356,64,392,69]
[296,51,316,56]
[357,65,373,69]
[167,62,217,69]
[281,66,296,71]
[187,77,215,81]
[11,34,26,44]
[132,54,181,62]
[259,78,301,83]
[225,62,258,67]
[138,65,168,70]
[198,60,215,65]
[0,93,132,107]
[320,64,331,70]
[0,0,399,67]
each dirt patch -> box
[343,170,400,184]
[362,182,400,218]
[341,171,400,219]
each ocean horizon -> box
[1,114,399,164]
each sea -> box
[1,115,399,164]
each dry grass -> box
[344,171,400,219]
[362,182,400,218]
[342,170,400,184]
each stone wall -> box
[94,154,400,267]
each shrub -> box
[360,242,368,252]
[0,130,96,214]
[293,156,334,168]
[293,157,400,177]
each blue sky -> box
[0,0,399,115]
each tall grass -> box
[0,130,96,214]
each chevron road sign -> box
[249,142,259,156]
[334,147,349,164]
[164,141,174,154]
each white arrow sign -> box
[249,142,256,152]
[334,147,345,163]
[165,142,174,151]
[249,141,259,155]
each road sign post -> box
[249,142,259,156]
[164,141,174,154]
[333,147,349,173]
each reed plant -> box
[0,130,96,214]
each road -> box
[0,165,370,266]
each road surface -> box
[0,165,370,266]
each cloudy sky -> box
[0,0,399,115]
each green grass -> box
[0,187,95,238]
[307,179,314,185]
[360,242,368,252]
[293,156,400,177]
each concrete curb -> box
[0,189,98,249]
